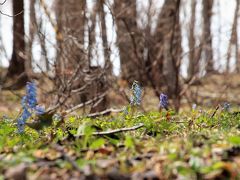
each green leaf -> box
[105,136,120,146]
[177,166,193,176]
[68,116,76,123]
[228,136,240,145]
[90,138,105,149]
[76,122,94,136]
[124,135,134,149]
[76,159,95,169]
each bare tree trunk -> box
[26,0,36,73]
[113,0,144,83]
[55,0,86,73]
[54,0,109,113]
[98,0,112,72]
[162,0,182,110]
[202,0,214,74]
[226,0,239,73]
[86,0,110,113]
[147,0,182,110]
[0,14,8,66]
[234,0,239,73]
[2,0,29,89]
[187,0,198,79]
[55,0,87,104]
[7,0,26,78]
[88,4,97,66]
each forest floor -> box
[0,109,240,179]
[0,73,240,179]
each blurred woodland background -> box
[0,0,240,113]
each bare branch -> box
[0,10,23,18]
[75,123,144,137]
[210,104,220,118]
[65,92,107,114]
[83,108,123,118]
[0,0,7,5]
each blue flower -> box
[17,118,25,133]
[21,108,31,120]
[26,82,37,108]
[17,82,45,133]
[130,81,142,106]
[192,103,197,110]
[222,102,230,112]
[159,93,168,110]
[35,106,45,115]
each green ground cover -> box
[0,108,240,179]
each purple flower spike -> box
[17,118,25,133]
[159,93,168,110]
[17,81,45,133]
[26,82,37,108]
[130,81,142,106]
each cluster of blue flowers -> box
[17,82,45,133]
[222,102,230,112]
[130,81,142,106]
[129,81,169,111]
[159,93,168,110]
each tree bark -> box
[147,0,182,110]
[202,0,214,74]
[226,0,239,73]
[113,0,144,83]
[26,0,37,73]
[7,0,25,78]
[55,0,86,74]
[187,0,198,79]
[98,0,112,72]
[55,0,109,113]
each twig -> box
[63,92,107,114]
[83,108,123,118]
[75,123,144,137]
[0,10,23,18]
[210,104,220,118]
[0,0,7,5]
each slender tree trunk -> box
[202,0,214,74]
[234,0,239,73]
[226,0,239,73]
[187,0,198,79]
[7,0,25,78]
[88,4,97,66]
[162,0,182,110]
[26,0,36,73]
[233,0,239,73]
[98,0,112,72]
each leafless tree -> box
[226,0,239,73]
[113,0,144,83]
[187,0,197,79]
[202,0,214,74]
[6,0,27,86]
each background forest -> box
[0,0,240,179]
[1,0,240,112]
